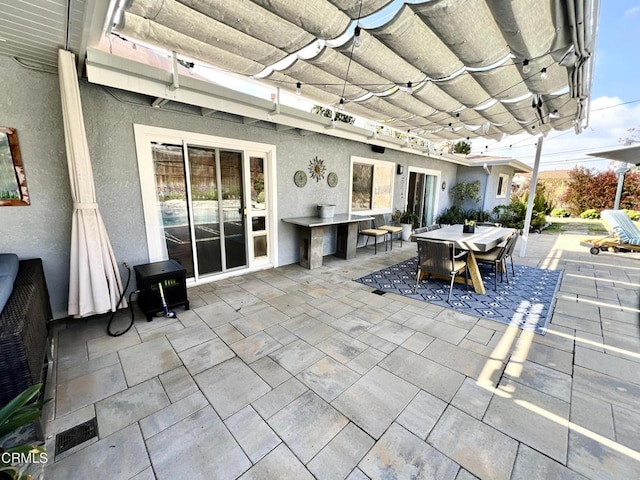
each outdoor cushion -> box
[0,254,19,313]
[601,210,640,245]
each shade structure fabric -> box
[58,49,127,317]
[113,0,598,142]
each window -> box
[497,173,509,198]
[351,157,394,212]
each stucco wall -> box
[0,57,71,319]
[0,56,458,318]
[453,165,515,213]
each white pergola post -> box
[519,136,544,257]
[613,165,630,210]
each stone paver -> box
[96,378,170,437]
[268,390,348,463]
[428,406,518,480]
[230,331,282,363]
[48,424,149,479]
[360,423,459,480]
[297,356,360,401]
[179,337,236,375]
[147,406,250,480]
[225,406,281,463]
[484,379,570,463]
[307,422,375,480]
[118,337,182,386]
[379,347,465,402]
[238,444,313,480]
[332,366,418,439]
[195,358,270,419]
[396,389,446,440]
[269,339,325,375]
[46,234,640,480]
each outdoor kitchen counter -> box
[282,214,373,269]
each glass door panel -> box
[249,156,268,261]
[407,171,437,228]
[220,150,246,269]
[187,146,222,276]
[152,143,194,276]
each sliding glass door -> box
[407,168,440,227]
[151,144,249,279]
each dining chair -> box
[474,232,518,289]
[374,214,403,249]
[415,239,469,303]
[358,220,387,254]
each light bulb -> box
[540,67,548,80]
[522,59,530,74]
[295,82,301,96]
[399,81,412,93]
[339,98,345,111]
[353,26,362,48]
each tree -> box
[453,140,471,154]
[560,166,640,215]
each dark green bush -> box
[437,206,490,225]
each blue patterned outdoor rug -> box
[354,257,563,335]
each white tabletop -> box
[413,225,514,252]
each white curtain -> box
[58,49,127,317]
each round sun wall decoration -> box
[308,156,326,182]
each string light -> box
[399,81,413,93]
[295,82,301,96]
[522,58,530,74]
[540,67,548,80]
[353,26,362,48]
[339,98,345,110]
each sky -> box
[480,1,640,171]
[192,1,640,173]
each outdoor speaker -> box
[371,145,385,153]
[396,164,404,175]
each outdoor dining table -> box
[412,225,516,295]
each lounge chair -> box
[581,210,640,254]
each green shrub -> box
[622,209,640,221]
[550,208,570,217]
[580,209,600,219]
[437,207,491,225]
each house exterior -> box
[0,55,530,319]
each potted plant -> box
[463,219,476,234]
[0,383,48,480]
[399,210,419,241]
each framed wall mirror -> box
[0,127,30,206]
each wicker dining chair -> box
[474,232,518,290]
[415,239,469,303]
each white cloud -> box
[473,96,640,172]
[625,5,640,16]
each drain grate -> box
[55,417,98,456]
[372,289,387,295]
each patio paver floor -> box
[45,234,640,479]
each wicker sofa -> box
[0,256,52,408]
